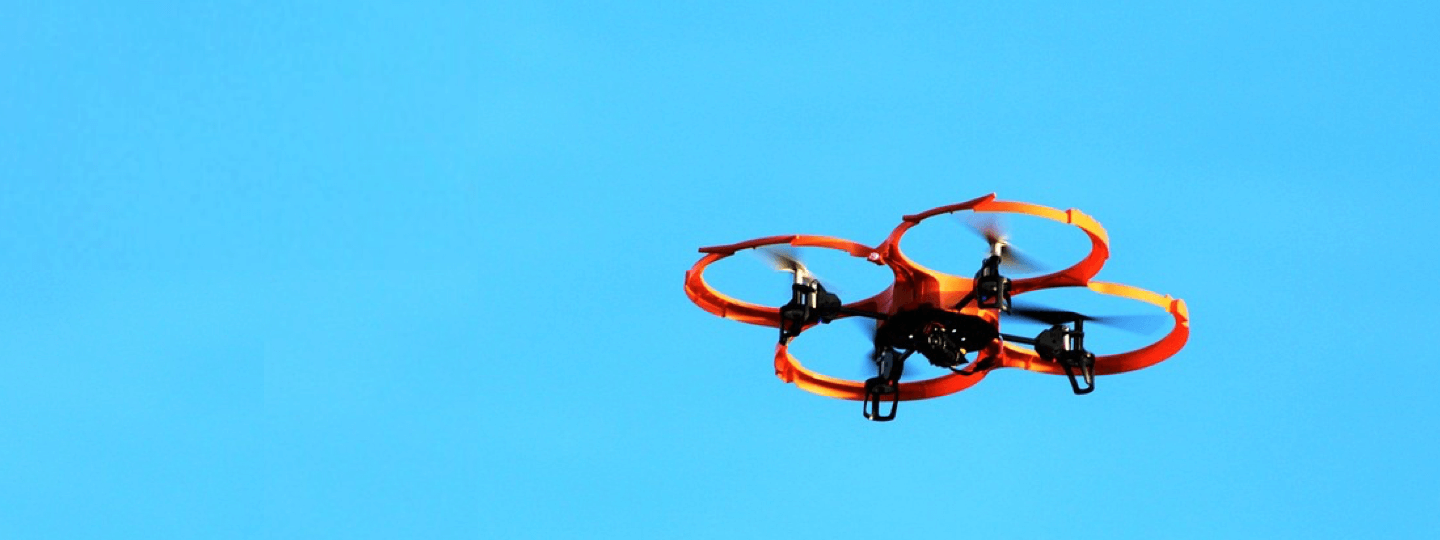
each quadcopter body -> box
[683,194,1190,421]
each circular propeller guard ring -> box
[772,330,997,401]
[1001,281,1190,376]
[878,193,1111,295]
[683,234,892,328]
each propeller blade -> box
[861,317,882,360]
[758,246,808,276]
[999,245,1042,273]
[962,214,1046,272]
[862,351,919,380]
[859,318,887,369]
[963,214,1005,247]
[1005,302,1167,335]
[1005,305,1083,326]
[1085,314,1169,335]
[855,318,916,379]
[756,246,847,298]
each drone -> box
[684,194,1189,421]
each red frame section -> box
[683,194,1190,401]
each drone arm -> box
[949,353,999,375]
[952,292,975,311]
[998,333,1038,346]
[834,307,887,320]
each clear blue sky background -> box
[3,2,1438,539]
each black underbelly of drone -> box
[877,307,998,369]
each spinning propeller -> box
[860,317,915,380]
[760,247,912,382]
[1005,301,1167,335]
[757,246,849,345]
[758,246,812,282]
[963,214,1044,272]
[999,301,1165,395]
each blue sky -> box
[2,2,1438,538]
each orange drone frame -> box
[684,194,1189,420]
